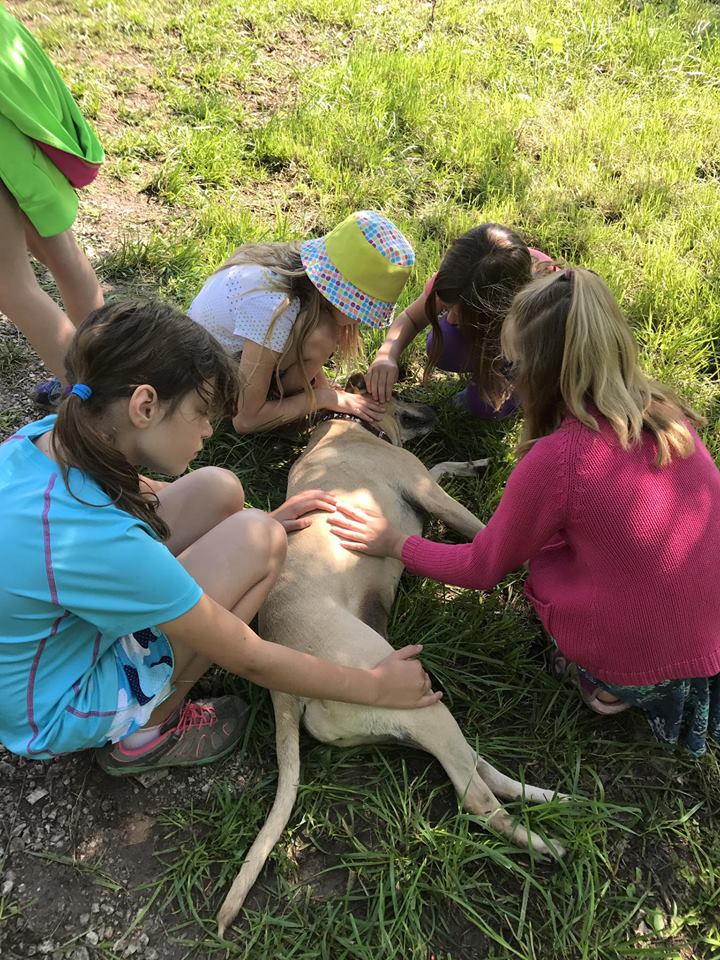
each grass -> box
[4,0,720,956]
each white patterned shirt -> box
[188,263,300,355]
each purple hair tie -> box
[561,267,574,282]
[70,383,92,401]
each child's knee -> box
[240,509,288,567]
[266,516,288,565]
[195,466,245,516]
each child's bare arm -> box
[366,292,429,401]
[233,341,314,432]
[233,341,385,433]
[159,594,442,709]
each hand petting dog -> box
[270,489,337,531]
[328,502,408,559]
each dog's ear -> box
[345,372,367,394]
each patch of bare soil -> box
[0,739,253,960]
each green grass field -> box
[4,0,720,956]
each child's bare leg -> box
[157,466,246,556]
[23,214,104,328]
[144,473,286,725]
[0,182,75,377]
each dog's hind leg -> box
[473,756,568,803]
[400,704,565,857]
[216,693,303,937]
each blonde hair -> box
[501,267,702,466]
[217,242,361,408]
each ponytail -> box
[53,300,239,539]
[503,268,701,465]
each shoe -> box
[95,696,249,777]
[546,648,630,716]
[32,377,67,409]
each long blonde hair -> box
[217,242,360,408]
[501,267,702,465]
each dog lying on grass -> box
[217,377,565,935]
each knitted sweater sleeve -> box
[401,429,570,589]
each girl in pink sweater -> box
[330,267,720,755]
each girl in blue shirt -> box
[0,300,439,775]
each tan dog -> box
[217,379,565,935]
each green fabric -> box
[0,5,104,163]
[0,113,78,235]
[324,215,411,301]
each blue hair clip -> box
[70,383,92,401]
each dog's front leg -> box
[405,470,485,539]
[428,458,489,483]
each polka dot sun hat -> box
[300,210,415,329]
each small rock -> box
[38,941,55,955]
[26,788,49,806]
[134,769,168,788]
[85,930,99,946]
[69,948,90,960]
[79,912,90,925]
[1,878,14,896]
[91,901,100,913]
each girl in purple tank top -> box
[365,224,557,418]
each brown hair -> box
[217,242,360,408]
[501,268,702,465]
[53,300,239,539]
[425,224,536,408]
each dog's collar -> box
[313,411,394,444]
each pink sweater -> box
[402,415,720,685]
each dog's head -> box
[344,373,436,446]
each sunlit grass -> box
[5,0,720,955]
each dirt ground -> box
[0,733,260,959]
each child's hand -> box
[370,645,443,709]
[365,356,399,403]
[316,387,386,424]
[271,489,337,532]
[327,503,407,558]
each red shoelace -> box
[174,700,217,733]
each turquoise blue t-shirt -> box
[0,417,203,758]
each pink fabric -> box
[35,140,101,188]
[401,415,720,686]
[423,272,438,298]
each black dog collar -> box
[313,411,394,444]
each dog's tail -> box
[216,692,302,937]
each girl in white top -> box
[188,211,415,433]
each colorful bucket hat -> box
[300,210,415,329]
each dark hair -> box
[424,224,534,408]
[53,300,239,539]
